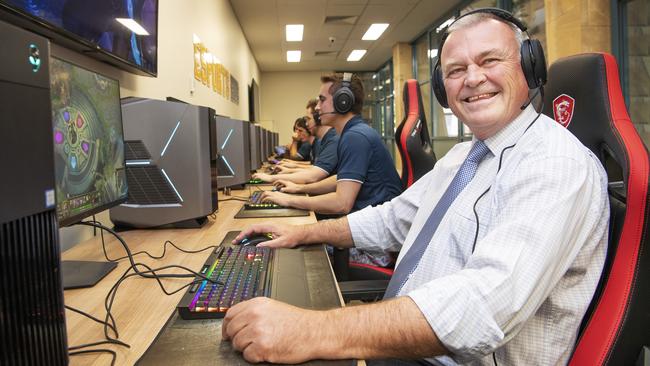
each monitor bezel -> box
[51,56,128,227]
[0,1,159,77]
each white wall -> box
[260,71,328,145]
[57,0,260,250]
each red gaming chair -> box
[395,79,437,189]
[542,53,650,365]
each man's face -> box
[441,19,529,139]
[305,108,317,134]
[315,82,335,126]
[295,126,310,142]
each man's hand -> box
[260,191,294,207]
[251,172,274,182]
[274,179,303,194]
[222,298,325,363]
[279,161,299,169]
[232,222,304,249]
[273,165,294,175]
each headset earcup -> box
[333,86,354,114]
[432,62,448,108]
[530,38,547,87]
[520,39,547,89]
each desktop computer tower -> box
[216,117,251,187]
[249,123,262,170]
[109,98,218,228]
[0,20,68,366]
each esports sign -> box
[552,94,575,128]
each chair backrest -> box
[395,79,436,189]
[542,53,650,366]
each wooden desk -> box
[63,187,342,365]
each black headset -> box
[432,8,547,108]
[332,72,355,114]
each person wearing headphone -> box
[223,9,608,365]
[257,99,339,178]
[258,72,402,267]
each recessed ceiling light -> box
[287,50,301,62]
[347,49,366,62]
[362,23,389,40]
[286,24,304,42]
[116,18,149,35]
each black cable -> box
[65,305,121,341]
[111,240,218,261]
[101,262,206,342]
[470,101,545,253]
[218,197,248,202]
[75,221,220,283]
[68,340,129,351]
[69,349,116,366]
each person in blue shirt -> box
[286,117,313,161]
[261,73,402,266]
[254,99,339,184]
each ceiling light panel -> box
[287,50,301,62]
[362,23,389,40]
[347,49,366,62]
[285,24,304,42]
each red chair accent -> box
[394,79,436,189]
[542,53,650,365]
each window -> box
[624,0,650,146]
[358,61,395,157]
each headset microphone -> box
[317,111,338,117]
[520,87,543,110]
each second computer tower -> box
[216,116,251,188]
[110,98,218,228]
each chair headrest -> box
[402,79,420,117]
[542,53,633,173]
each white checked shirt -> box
[348,106,609,365]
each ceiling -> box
[229,0,461,72]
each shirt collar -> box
[341,115,364,136]
[479,105,539,157]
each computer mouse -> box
[240,233,273,246]
[271,186,279,192]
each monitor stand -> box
[61,260,117,290]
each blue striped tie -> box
[384,140,491,298]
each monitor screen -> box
[50,57,128,226]
[0,0,158,75]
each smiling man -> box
[222,9,609,365]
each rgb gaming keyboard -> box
[244,191,282,209]
[177,244,273,319]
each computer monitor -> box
[216,116,251,188]
[50,56,127,288]
[260,128,268,160]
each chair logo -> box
[552,94,575,128]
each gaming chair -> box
[541,53,649,365]
[395,79,436,189]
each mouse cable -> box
[110,240,218,262]
[83,220,218,262]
